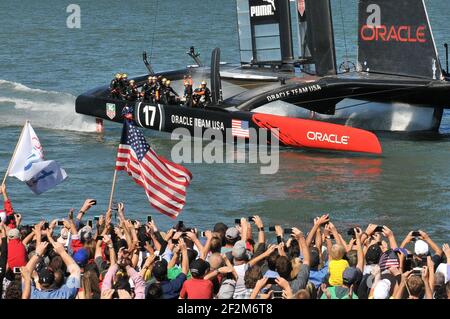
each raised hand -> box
[253,215,264,229]
[443,243,450,259]
[291,227,304,241]
[36,241,49,256]
[81,199,96,213]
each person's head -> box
[208,253,223,270]
[82,270,100,299]
[152,259,168,282]
[287,240,300,260]
[330,244,346,260]
[38,267,55,290]
[232,241,248,262]
[53,270,65,289]
[115,73,121,79]
[4,280,21,299]
[148,76,152,82]
[407,275,425,298]
[414,240,429,257]
[112,271,132,298]
[309,247,320,269]
[201,80,207,88]
[365,244,382,265]
[129,80,136,87]
[379,250,400,272]
[225,227,240,246]
[346,250,358,267]
[213,223,228,241]
[162,78,167,85]
[267,250,279,271]
[73,248,89,268]
[210,236,222,254]
[244,265,262,289]
[7,228,21,241]
[342,267,361,288]
[373,279,391,299]
[166,80,171,87]
[296,289,311,299]
[122,73,128,80]
[276,256,292,281]
[190,259,210,279]
[146,283,163,299]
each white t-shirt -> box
[233,263,249,298]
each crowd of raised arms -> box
[0,184,449,300]
[110,73,212,108]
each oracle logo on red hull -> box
[360,25,427,43]
[306,132,350,145]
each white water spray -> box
[0,80,96,132]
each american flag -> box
[231,119,250,138]
[115,120,192,219]
[379,250,400,272]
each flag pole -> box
[108,169,118,211]
[1,121,29,186]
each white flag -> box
[8,122,67,195]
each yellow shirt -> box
[328,259,349,286]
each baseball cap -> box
[38,267,55,286]
[373,279,391,299]
[379,250,399,272]
[232,241,247,260]
[435,263,449,283]
[73,248,89,267]
[7,228,20,240]
[225,227,239,240]
[216,279,236,299]
[365,244,382,265]
[343,267,361,286]
[152,259,168,281]
[414,240,429,256]
[190,259,210,278]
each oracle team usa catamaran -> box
[76,0,450,155]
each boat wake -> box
[0,80,96,132]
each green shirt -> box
[320,286,359,299]
[168,266,191,280]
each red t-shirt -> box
[179,278,213,299]
[7,239,27,268]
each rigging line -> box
[149,0,160,62]
[339,0,350,62]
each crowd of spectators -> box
[0,184,449,299]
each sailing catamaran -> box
[75,0,450,155]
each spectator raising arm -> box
[382,226,398,250]
[419,230,443,257]
[77,198,96,221]
[306,214,329,248]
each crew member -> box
[183,76,193,107]
[192,81,211,108]
[141,76,156,103]
[125,80,139,101]
[110,73,122,99]
[163,80,180,105]
[119,73,129,97]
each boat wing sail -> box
[236,0,293,66]
[210,48,223,105]
[294,0,337,76]
[358,0,443,80]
